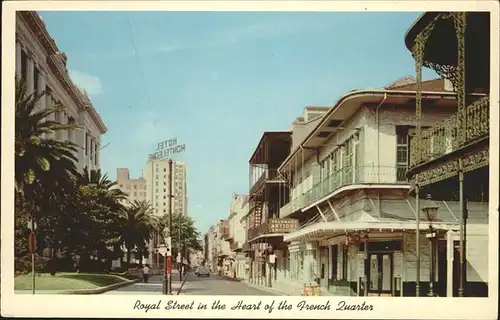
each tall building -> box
[143,159,188,217]
[143,159,188,266]
[116,168,147,207]
[15,11,107,171]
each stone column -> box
[37,71,47,137]
[26,54,34,94]
[46,91,55,139]
[16,41,22,77]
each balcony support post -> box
[327,199,342,222]
[316,205,328,222]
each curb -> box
[221,275,243,282]
[65,278,141,294]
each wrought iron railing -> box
[279,164,409,218]
[249,169,284,195]
[247,218,299,240]
[409,96,489,167]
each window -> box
[84,132,88,156]
[396,126,409,182]
[156,196,158,200]
[34,66,39,92]
[134,192,137,196]
[21,50,27,79]
[164,168,167,172]
[133,185,137,189]
[164,188,166,192]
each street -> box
[103,271,277,296]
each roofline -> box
[277,88,460,172]
[248,131,291,164]
[404,12,439,52]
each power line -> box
[125,17,154,115]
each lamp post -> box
[27,218,38,294]
[422,194,439,297]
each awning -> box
[247,233,284,243]
[283,221,459,242]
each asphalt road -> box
[178,273,278,296]
[103,271,277,296]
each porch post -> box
[446,230,454,297]
[363,233,369,296]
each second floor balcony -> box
[409,96,489,169]
[247,217,299,241]
[249,169,285,195]
[280,164,408,218]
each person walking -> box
[143,264,150,283]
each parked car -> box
[197,266,210,277]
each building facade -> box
[143,159,188,266]
[276,77,488,297]
[226,194,250,279]
[16,11,107,172]
[116,168,147,206]
[404,12,490,297]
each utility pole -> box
[167,159,174,294]
[178,218,182,281]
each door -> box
[368,253,393,295]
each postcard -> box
[1,1,499,319]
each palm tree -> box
[15,76,78,199]
[14,76,79,263]
[119,200,156,266]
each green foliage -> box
[13,76,203,272]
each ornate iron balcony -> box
[409,96,489,168]
[279,164,409,218]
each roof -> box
[248,131,291,164]
[278,88,461,172]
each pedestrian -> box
[143,264,150,283]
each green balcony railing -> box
[409,96,489,167]
[279,164,408,218]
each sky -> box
[38,11,438,234]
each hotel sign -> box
[149,137,186,160]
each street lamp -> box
[27,218,38,294]
[422,194,439,297]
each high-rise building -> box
[143,159,188,217]
[116,168,147,207]
[143,159,188,267]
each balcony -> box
[230,241,243,251]
[249,169,285,195]
[247,218,299,241]
[280,164,408,218]
[409,96,489,168]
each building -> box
[15,11,107,172]
[275,76,488,297]
[404,12,490,297]
[143,159,188,266]
[225,194,250,279]
[204,226,216,268]
[215,219,231,274]
[242,131,298,288]
[116,168,147,206]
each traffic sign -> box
[158,246,168,256]
[28,232,37,254]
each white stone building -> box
[116,168,147,206]
[16,11,107,172]
[226,194,250,279]
[277,78,489,297]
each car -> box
[197,266,210,277]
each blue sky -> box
[38,11,437,234]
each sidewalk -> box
[242,279,339,296]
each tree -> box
[14,75,78,263]
[169,215,203,262]
[119,200,156,266]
